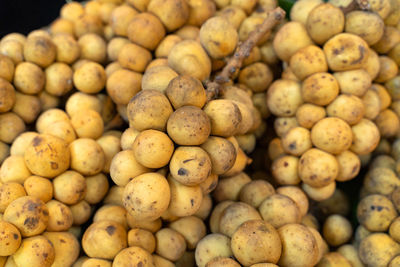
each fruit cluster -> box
[0,0,399,266]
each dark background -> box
[0,0,83,38]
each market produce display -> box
[0,0,399,266]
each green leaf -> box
[278,0,296,17]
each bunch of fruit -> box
[0,0,399,266]
[266,0,400,203]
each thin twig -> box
[205,7,285,102]
[340,0,371,13]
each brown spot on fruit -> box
[105,225,116,235]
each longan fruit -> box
[335,150,360,182]
[24,134,70,178]
[127,12,166,50]
[290,45,328,80]
[93,204,128,229]
[375,109,400,138]
[118,43,152,73]
[311,117,353,154]
[127,228,156,253]
[278,224,319,267]
[46,200,73,231]
[141,65,178,93]
[168,40,211,81]
[359,233,400,267]
[195,234,233,267]
[44,62,73,97]
[147,0,189,32]
[53,170,86,205]
[273,21,313,62]
[132,130,174,169]
[238,62,273,93]
[84,173,109,205]
[106,38,128,62]
[12,92,40,124]
[13,235,55,267]
[0,112,25,144]
[0,39,24,64]
[259,194,301,228]
[70,200,91,226]
[13,62,45,95]
[23,36,56,68]
[127,90,173,131]
[109,5,138,37]
[290,0,323,25]
[169,216,206,250]
[219,202,261,237]
[199,16,238,59]
[323,33,369,71]
[0,55,14,82]
[266,79,303,116]
[23,176,52,203]
[73,61,106,94]
[217,5,246,29]
[42,232,79,267]
[357,194,397,232]
[231,220,281,266]
[169,146,211,186]
[326,94,365,125]
[296,103,326,129]
[204,99,242,137]
[335,69,372,97]
[3,196,49,237]
[110,150,149,187]
[73,13,103,38]
[50,18,74,35]
[70,109,104,139]
[201,136,237,175]
[375,56,398,83]
[154,35,182,58]
[165,75,206,109]
[0,78,16,113]
[345,11,384,45]
[69,138,105,176]
[0,182,26,212]
[105,69,141,105]
[299,148,339,187]
[123,172,170,221]
[306,3,345,45]
[78,33,106,63]
[282,127,312,156]
[60,1,84,21]
[52,33,80,64]
[0,220,21,256]
[271,155,300,185]
[276,186,309,217]
[323,215,352,246]
[167,106,210,145]
[350,119,380,155]
[364,167,400,196]
[0,155,31,184]
[167,175,203,217]
[205,257,240,267]
[186,0,216,26]
[82,221,127,260]
[301,72,339,106]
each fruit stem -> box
[205,7,286,102]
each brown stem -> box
[205,7,286,102]
[340,0,371,13]
[104,114,124,131]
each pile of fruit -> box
[0,0,399,266]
